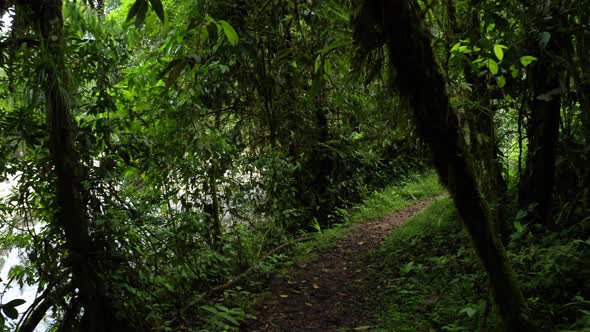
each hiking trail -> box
[243,198,436,331]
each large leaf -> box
[218,20,239,46]
[493,44,506,61]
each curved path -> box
[242,198,435,331]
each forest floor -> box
[242,197,437,331]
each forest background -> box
[0,0,588,331]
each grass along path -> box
[242,173,444,331]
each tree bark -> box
[39,2,129,331]
[518,14,562,227]
[353,1,536,330]
[448,0,510,240]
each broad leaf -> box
[488,59,499,75]
[520,55,537,67]
[219,20,239,46]
[493,44,506,61]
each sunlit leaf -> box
[488,59,499,75]
[493,44,506,61]
[219,20,239,46]
[519,55,537,67]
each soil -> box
[241,198,435,332]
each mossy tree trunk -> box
[447,0,510,240]
[39,1,129,330]
[353,0,536,330]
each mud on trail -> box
[242,198,436,332]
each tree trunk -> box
[448,0,510,240]
[39,2,128,331]
[518,22,562,227]
[353,1,536,330]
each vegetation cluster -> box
[0,0,587,331]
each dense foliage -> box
[0,0,425,330]
[0,0,587,331]
[372,198,590,331]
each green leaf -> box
[316,39,349,55]
[493,44,506,61]
[4,299,25,308]
[218,20,239,46]
[216,311,240,326]
[200,25,209,44]
[510,65,520,78]
[496,76,506,88]
[324,60,332,76]
[459,307,477,318]
[519,55,537,67]
[2,306,18,320]
[327,4,350,23]
[488,59,499,75]
[148,0,165,23]
[314,55,322,74]
[515,209,528,220]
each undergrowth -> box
[182,171,445,331]
[367,198,590,331]
[197,171,443,331]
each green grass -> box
[292,170,445,261]
[364,197,590,332]
[350,170,444,223]
[367,198,493,332]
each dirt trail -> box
[242,198,435,331]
